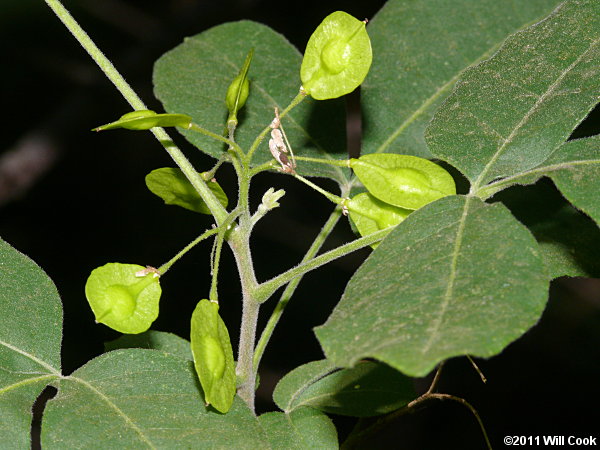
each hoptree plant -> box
[1,0,599,447]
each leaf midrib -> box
[472,36,600,191]
[422,196,472,354]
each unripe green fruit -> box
[104,285,136,320]
[350,154,456,210]
[301,11,372,100]
[347,192,410,248]
[93,110,192,131]
[85,263,161,334]
[226,76,250,113]
[120,110,156,121]
[199,336,226,379]
[190,299,236,413]
[321,40,350,74]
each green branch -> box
[253,228,388,303]
[294,173,345,205]
[209,209,241,302]
[253,205,343,370]
[159,228,219,275]
[188,123,245,158]
[294,156,350,167]
[44,0,228,225]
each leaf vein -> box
[473,36,600,189]
[421,196,473,353]
[375,45,500,155]
[0,339,61,376]
[66,375,157,449]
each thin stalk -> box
[188,123,245,158]
[293,173,345,205]
[342,362,492,450]
[294,156,350,167]
[342,393,492,450]
[249,161,278,177]
[420,394,493,450]
[246,90,307,163]
[158,228,219,275]
[44,0,228,225]
[204,153,230,180]
[253,228,388,303]
[253,205,343,370]
[466,356,487,384]
[427,362,445,394]
[209,209,241,302]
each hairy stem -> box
[224,146,261,411]
[44,0,228,224]
[189,123,245,158]
[253,205,343,370]
[158,228,219,275]
[294,173,345,205]
[254,228,388,302]
[294,156,351,167]
[228,227,259,412]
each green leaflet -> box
[316,196,548,377]
[301,11,372,100]
[362,0,562,158]
[273,359,415,417]
[190,299,236,413]
[0,237,62,447]
[258,407,338,449]
[41,350,268,448]
[477,136,600,227]
[85,263,161,334]
[145,167,228,214]
[425,0,600,186]
[93,110,192,131]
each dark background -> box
[1,1,599,448]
